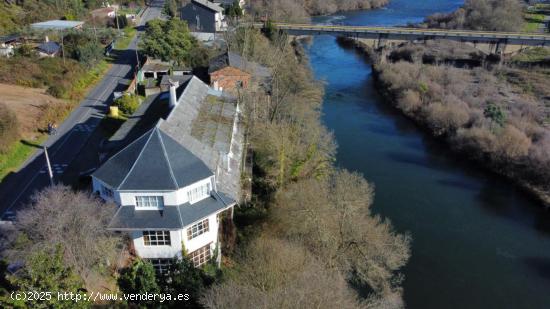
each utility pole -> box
[60,32,65,65]
[43,146,54,186]
[115,7,121,34]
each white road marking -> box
[39,164,68,174]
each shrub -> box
[484,101,507,128]
[424,100,470,135]
[495,125,532,159]
[47,84,65,98]
[114,94,140,115]
[398,89,422,113]
[118,259,160,297]
[0,103,20,154]
[160,256,207,307]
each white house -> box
[92,75,243,271]
[92,123,235,270]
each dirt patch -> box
[0,83,69,139]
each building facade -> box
[92,124,235,268]
[208,51,271,93]
[180,0,227,33]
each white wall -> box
[131,210,223,259]
[119,190,178,207]
[181,212,220,253]
[113,176,215,207]
[132,230,184,259]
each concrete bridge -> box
[261,23,550,55]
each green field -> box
[0,136,47,181]
[523,13,546,32]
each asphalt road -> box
[0,1,165,219]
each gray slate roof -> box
[0,34,21,44]
[37,42,60,55]
[192,0,224,13]
[93,125,212,191]
[160,77,243,200]
[208,51,271,78]
[108,191,235,230]
[160,74,192,89]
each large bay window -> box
[147,258,172,274]
[143,230,171,246]
[187,218,209,240]
[187,182,211,203]
[136,196,164,208]
[189,243,212,267]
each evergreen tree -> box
[118,259,160,296]
[139,19,200,66]
[159,256,206,307]
[0,246,88,309]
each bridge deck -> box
[264,23,550,45]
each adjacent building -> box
[92,76,244,270]
[36,41,61,57]
[0,34,21,58]
[90,7,117,19]
[208,51,271,93]
[30,20,84,31]
[213,0,245,9]
[180,0,227,33]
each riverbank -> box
[306,1,550,308]
[338,36,550,208]
[202,27,411,307]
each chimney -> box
[169,79,179,108]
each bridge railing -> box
[266,23,550,42]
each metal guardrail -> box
[257,23,550,43]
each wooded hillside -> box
[249,0,389,22]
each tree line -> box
[248,0,389,22]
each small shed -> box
[139,58,171,81]
[36,42,61,57]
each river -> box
[305,1,550,308]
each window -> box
[147,258,172,274]
[101,185,113,198]
[187,219,209,240]
[187,182,211,203]
[136,196,164,208]
[188,243,212,267]
[143,231,171,246]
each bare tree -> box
[5,185,122,287]
[202,237,369,309]
[271,170,411,298]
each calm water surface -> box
[307,1,550,308]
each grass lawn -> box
[523,13,546,32]
[0,136,47,180]
[66,60,111,101]
[115,27,137,50]
[512,47,550,63]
